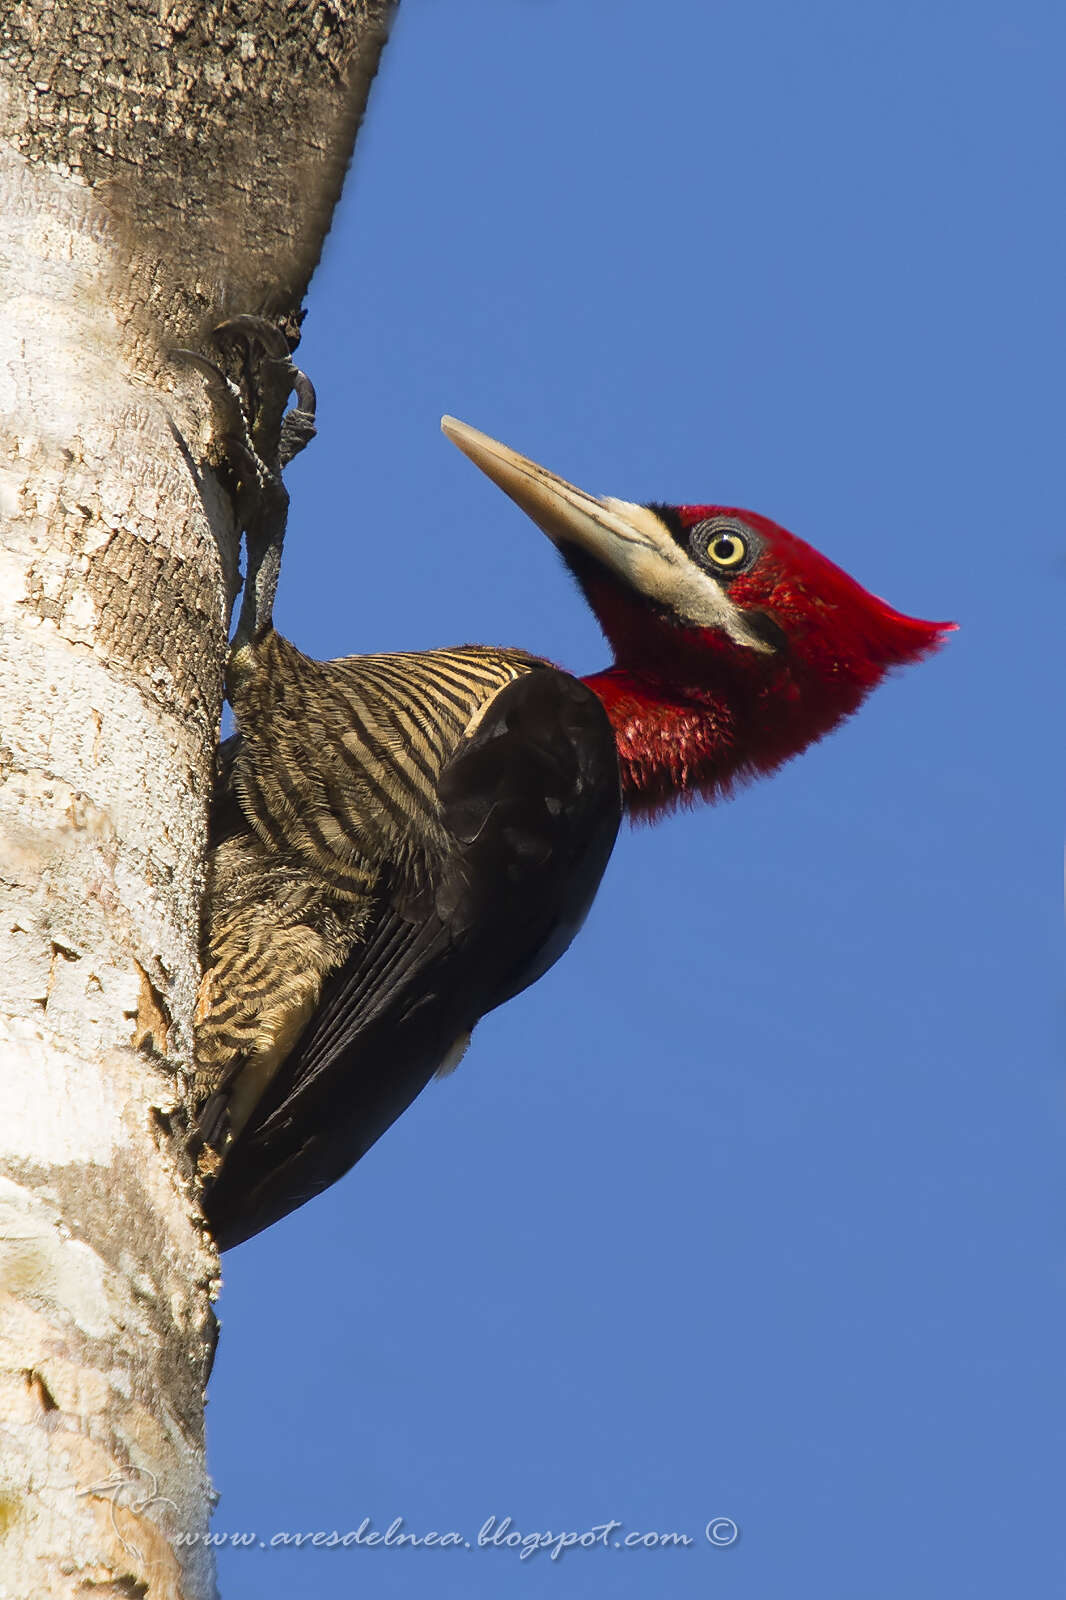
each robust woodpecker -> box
[196,400,949,1249]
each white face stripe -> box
[599,500,776,653]
[442,417,775,655]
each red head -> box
[443,420,952,818]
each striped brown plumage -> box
[195,630,543,1150]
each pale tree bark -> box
[0,3,394,1594]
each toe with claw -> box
[173,317,318,645]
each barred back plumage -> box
[195,631,548,1147]
[228,632,541,887]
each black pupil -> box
[713,536,738,561]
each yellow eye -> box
[705,530,747,569]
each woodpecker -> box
[196,412,950,1249]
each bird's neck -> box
[581,667,742,819]
[582,660,863,821]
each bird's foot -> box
[212,316,317,473]
[173,317,318,642]
[172,317,317,532]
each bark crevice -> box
[0,2,395,1592]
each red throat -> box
[581,667,744,818]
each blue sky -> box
[207,2,1064,1595]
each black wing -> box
[203,668,621,1249]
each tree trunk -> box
[0,3,394,1593]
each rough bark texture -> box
[0,2,394,1595]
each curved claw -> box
[213,315,292,361]
[170,346,229,385]
[170,347,249,439]
[289,368,317,419]
[278,371,317,467]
